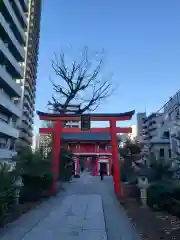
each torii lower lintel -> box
[39,127,132,134]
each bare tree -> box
[48,47,114,114]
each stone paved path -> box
[0,172,141,240]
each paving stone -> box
[16,194,106,240]
[82,218,106,230]
[0,172,141,240]
[79,229,107,240]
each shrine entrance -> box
[37,110,135,198]
[100,162,107,175]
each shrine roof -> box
[37,110,135,121]
[61,132,111,141]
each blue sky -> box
[34,0,180,132]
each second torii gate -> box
[37,110,135,198]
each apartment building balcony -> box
[27,97,35,110]
[0,39,24,78]
[0,149,17,160]
[24,98,32,111]
[0,13,25,59]
[24,83,35,101]
[144,135,150,141]
[23,106,34,121]
[25,74,37,92]
[0,66,21,97]
[24,89,34,104]
[0,120,19,138]
[21,121,33,137]
[149,130,157,139]
[25,73,36,87]
[0,92,21,118]
[143,128,148,136]
[19,0,28,12]
[19,131,32,144]
[149,124,157,131]
[23,108,31,121]
[14,0,28,27]
[15,138,29,149]
[22,114,33,128]
[3,0,25,41]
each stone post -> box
[137,176,149,207]
[13,176,24,205]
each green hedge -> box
[0,163,16,223]
[0,186,14,224]
[147,180,180,212]
[20,173,53,203]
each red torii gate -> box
[37,110,135,198]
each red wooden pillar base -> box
[51,120,62,195]
[76,158,80,175]
[95,157,99,176]
[110,120,121,197]
[108,158,111,176]
[92,161,96,176]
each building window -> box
[159,148,165,158]
[163,131,169,139]
[168,149,171,158]
[99,144,106,150]
[0,138,7,149]
[9,139,15,150]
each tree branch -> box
[48,47,115,114]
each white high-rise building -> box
[0,0,41,160]
[137,113,146,143]
[137,112,164,143]
[163,90,180,157]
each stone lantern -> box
[13,176,24,205]
[137,174,149,207]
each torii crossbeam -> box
[37,110,135,198]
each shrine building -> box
[61,132,113,176]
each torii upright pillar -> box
[51,120,62,195]
[110,119,121,197]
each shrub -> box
[14,146,53,202]
[149,158,172,181]
[38,131,74,182]
[147,180,180,212]
[58,147,74,181]
[0,163,16,223]
[20,173,53,203]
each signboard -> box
[81,114,91,130]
